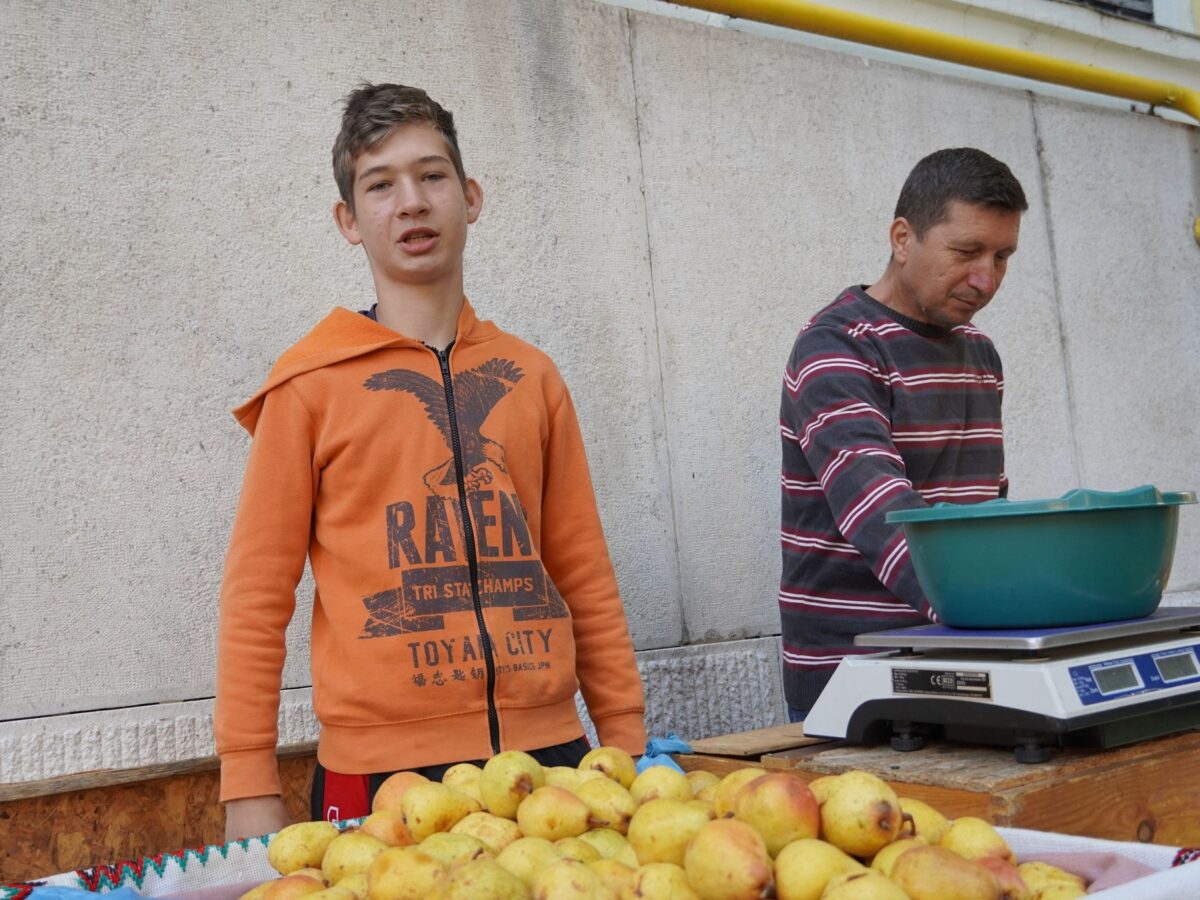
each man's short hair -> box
[895,148,1028,237]
[332,83,467,211]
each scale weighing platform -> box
[802,607,1200,762]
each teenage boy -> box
[215,83,647,841]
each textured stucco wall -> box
[2,0,1197,781]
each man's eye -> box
[424,172,445,182]
[368,181,390,192]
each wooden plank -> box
[686,724,829,757]
[673,753,764,779]
[0,742,318,803]
[0,753,316,883]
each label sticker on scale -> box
[892,668,991,699]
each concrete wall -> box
[2,0,1197,782]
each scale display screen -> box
[1071,643,1200,705]
[1155,650,1200,683]
[1093,662,1141,695]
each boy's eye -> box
[423,172,445,182]
[367,181,390,192]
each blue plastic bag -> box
[635,732,692,774]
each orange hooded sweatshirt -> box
[215,300,647,801]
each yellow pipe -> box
[676,0,1200,123]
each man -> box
[779,147,1027,719]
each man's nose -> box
[967,260,997,296]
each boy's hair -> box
[895,147,1028,238]
[332,83,467,211]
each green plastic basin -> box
[886,485,1196,629]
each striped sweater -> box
[779,286,1007,710]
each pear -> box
[732,772,820,857]
[371,771,429,814]
[268,821,340,875]
[575,768,608,787]
[818,771,903,857]
[441,763,482,806]
[300,888,356,900]
[938,816,1013,862]
[516,785,596,840]
[365,846,448,900]
[454,777,485,806]
[773,838,864,900]
[588,858,635,896]
[400,782,478,841]
[1032,884,1087,900]
[890,844,1003,900]
[688,797,717,820]
[578,827,629,860]
[807,775,838,806]
[575,773,638,834]
[530,858,606,898]
[495,836,564,887]
[683,818,774,900]
[626,798,710,867]
[545,765,583,791]
[450,810,522,854]
[868,837,925,878]
[334,874,368,900]
[821,870,909,899]
[239,881,275,900]
[481,750,546,819]
[321,831,390,883]
[695,783,720,804]
[622,862,699,899]
[417,831,488,868]
[977,856,1032,899]
[358,810,414,848]
[442,858,530,899]
[713,767,770,818]
[629,766,693,804]
[262,873,326,900]
[442,762,484,791]
[1016,861,1087,894]
[686,769,722,797]
[578,746,638,788]
[614,842,639,870]
[898,797,950,845]
[442,764,485,807]
[556,836,603,863]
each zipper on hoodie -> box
[432,342,502,757]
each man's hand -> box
[225,794,291,842]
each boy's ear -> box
[465,178,483,225]
[333,198,363,246]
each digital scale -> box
[802,607,1200,762]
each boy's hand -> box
[224,794,291,842]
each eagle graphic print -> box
[358,357,569,657]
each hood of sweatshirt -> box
[233,298,499,434]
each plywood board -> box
[687,724,828,757]
[0,754,315,883]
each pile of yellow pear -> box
[242,747,1089,899]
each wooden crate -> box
[680,726,1200,847]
